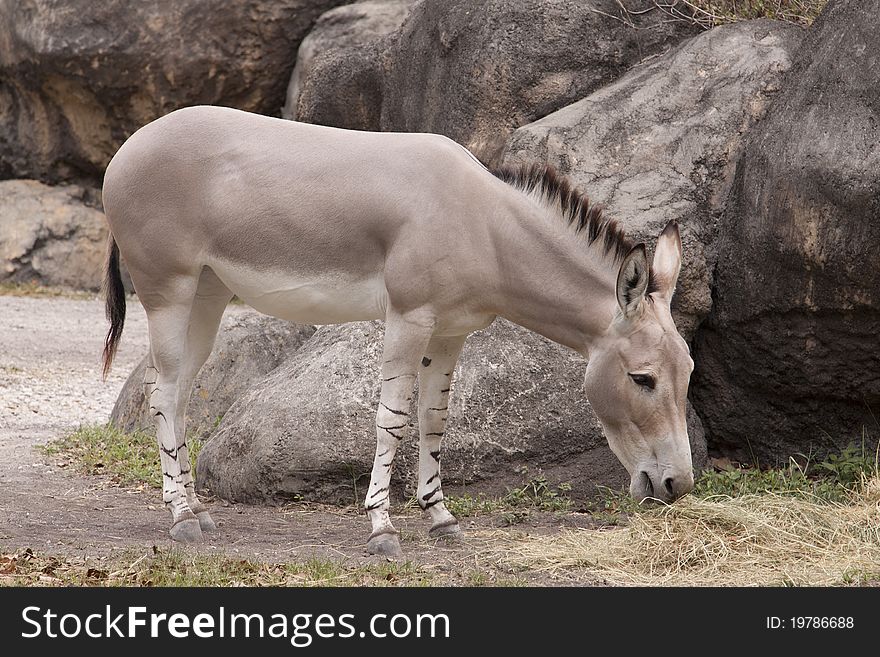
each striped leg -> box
[172,388,210,527]
[144,300,203,544]
[365,312,433,557]
[172,272,232,532]
[417,334,467,537]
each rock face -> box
[380,0,700,163]
[111,308,316,440]
[284,0,415,130]
[0,0,344,184]
[196,319,707,504]
[503,20,803,339]
[690,1,880,462]
[0,180,107,290]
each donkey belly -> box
[210,260,387,324]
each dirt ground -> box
[0,295,598,584]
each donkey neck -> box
[487,189,620,356]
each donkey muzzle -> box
[631,467,694,503]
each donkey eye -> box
[629,373,656,390]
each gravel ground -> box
[0,295,149,436]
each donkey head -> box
[583,221,694,503]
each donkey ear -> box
[651,220,682,300]
[616,243,649,317]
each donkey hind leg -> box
[173,268,233,533]
[144,290,205,543]
[417,334,467,538]
[365,312,434,557]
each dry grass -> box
[497,476,880,586]
[611,1,828,28]
[683,0,827,26]
[0,547,440,587]
[0,281,96,299]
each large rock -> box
[196,319,707,504]
[0,0,345,185]
[502,20,803,339]
[283,0,415,130]
[379,0,700,163]
[111,308,315,440]
[690,0,880,462]
[0,179,106,290]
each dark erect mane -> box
[491,163,634,264]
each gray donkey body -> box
[102,106,693,556]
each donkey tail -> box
[102,234,126,380]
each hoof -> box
[196,510,217,533]
[367,531,402,558]
[429,520,462,540]
[170,518,203,544]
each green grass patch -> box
[446,474,572,523]
[41,424,203,490]
[695,442,878,503]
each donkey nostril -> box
[663,477,675,497]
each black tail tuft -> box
[102,235,126,380]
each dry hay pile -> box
[499,477,880,586]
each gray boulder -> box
[690,0,880,463]
[0,0,345,185]
[502,20,804,340]
[111,308,315,440]
[380,0,700,164]
[284,0,415,130]
[0,180,107,290]
[196,319,707,504]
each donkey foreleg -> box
[417,335,467,538]
[365,312,433,557]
